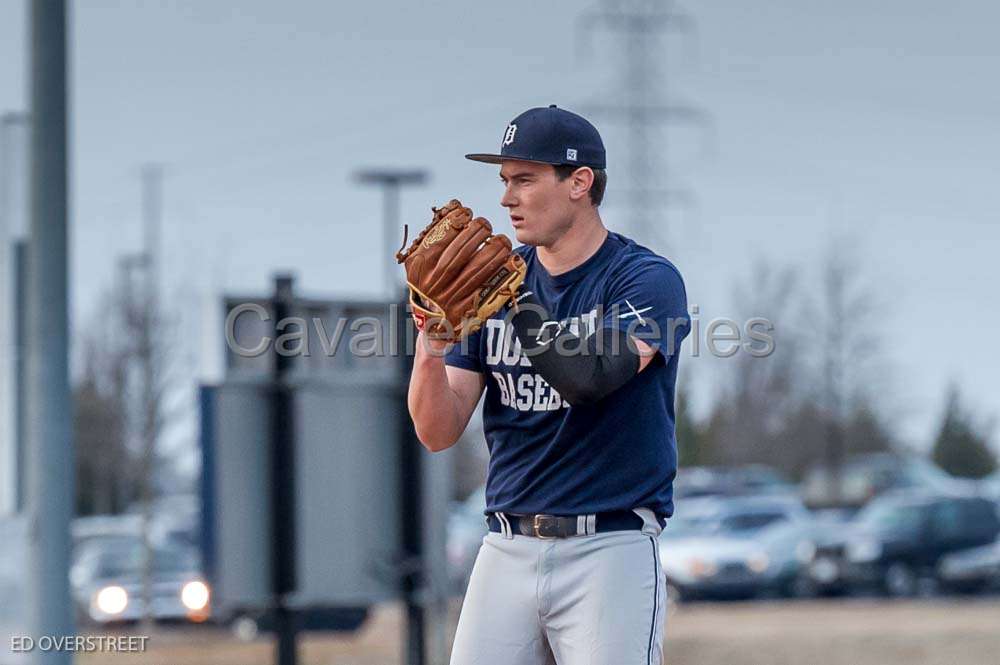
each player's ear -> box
[568,167,595,202]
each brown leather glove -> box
[396,199,526,342]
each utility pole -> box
[353,169,429,297]
[578,0,709,247]
[25,2,74,663]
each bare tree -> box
[73,294,135,515]
[72,254,184,629]
[118,253,181,630]
[704,261,804,469]
[698,243,895,484]
[803,239,892,498]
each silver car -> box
[659,496,819,601]
[70,538,210,625]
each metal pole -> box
[271,274,298,665]
[395,289,425,665]
[14,240,28,513]
[352,169,429,297]
[1,112,30,515]
[383,184,400,295]
[354,168,430,665]
[25,1,74,663]
[0,117,13,516]
[357,169,429,665]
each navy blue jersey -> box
[445,231,690,519]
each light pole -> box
[354,168,435,665]
[353,169,429,297]
[26,2,74,662]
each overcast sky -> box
[1,0,997,457]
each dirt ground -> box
[75,597,1000,665]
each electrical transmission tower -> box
[578,0,710,248]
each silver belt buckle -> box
[532,514,560,539]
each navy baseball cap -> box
[466,104,606,170]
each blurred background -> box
[1,1,999,664]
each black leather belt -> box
[487,510,646,539]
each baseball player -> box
[406,105,690,665]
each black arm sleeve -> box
[509,292,642,406]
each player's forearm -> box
[510,293,641,405]
[408,338,466,452]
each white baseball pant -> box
[449,508,666,665]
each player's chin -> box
[512,227,540,246]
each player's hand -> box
[418,331,452,356]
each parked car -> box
[659,495,819,601]
[70,537,210,625]
[801,453,971,509]
[127,493,202,549]
[673,465,796,500]
[802,509,858,595]
[72,514,143,553]
[74,499,200,555]
[937,537,1000,593]
[672,467,734,500]
[724,465,798,497]
[821,491,1000,596]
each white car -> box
[70,538,210,625]
[659,496,819,601]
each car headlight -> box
[181,580,210,611]
[847,539,882,563]
[94,586,128,615]
[747,552,770,574]
[688,557,718,578]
